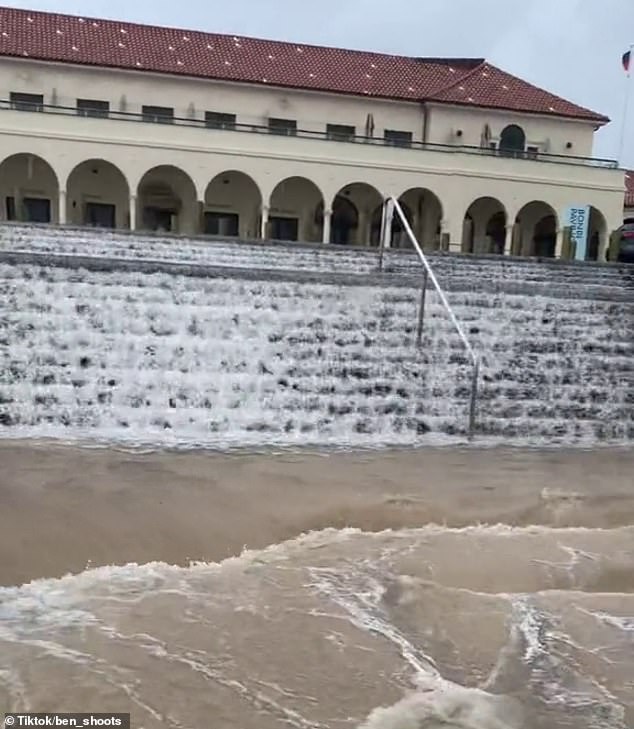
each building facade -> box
[0,7,627,259]
[625,171,634,220]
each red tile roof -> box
[429,62,607,123]
[0,5,609,123]
[625,170,634,208]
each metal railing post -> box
[416,269,428,348]
[378,199,387,272]
[468,359,479,440]
[390,197,480,440]
[378,197,394,272]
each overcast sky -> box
[3,0,633,167]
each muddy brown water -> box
[0,442,632,728]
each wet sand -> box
[1,441,633,587]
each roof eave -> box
[0,51,429,105]
[427,97,609,125]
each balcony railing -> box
[0,99,619,170]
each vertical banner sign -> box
[565,205,590,260]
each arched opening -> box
[0,153,59,223]
[389,187,443,250]
[486,212,507,255]
[66,159,130,229]
[462,197,507,254]
[499,125,526,157]
[330,182,382,245]
[586,206,607,261]
[329,196,359,245]
[269,176,324,242]
[515,201,558,257]
[533,215,557,257]
[369,201,413,248]
[204,171,262,238]
[137,165,198,235]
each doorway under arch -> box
[586,206,608,261]
[330,182,382,245]
[393,187,443,250]
[369,200,414,248]
[66,159,130,229]
[137,165,198,235]
[462,197,507,254]
[269,176,324,242]
[0,153,59,223]
[204,171,262,238]
[516,201,558,257]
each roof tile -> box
[430,62,607,122]
[0,6,608,123]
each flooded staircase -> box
[0,224,632,447]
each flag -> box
[624,49,632,73]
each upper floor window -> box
[327,124,356,142]
[384,130,413,148]
[499,124,526,156]
[142,105,174,124]
[77,98,110,119]
[268,117,297,136]
[10,92,44,112]
[206,111,237,130]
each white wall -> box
[0,58,424,141]
[426,104,597,158]
[0,57,625,255]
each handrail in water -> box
[379,197,480,438]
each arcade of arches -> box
[0,153,611,260]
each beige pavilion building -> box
[0,6,627,259]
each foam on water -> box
[1,525,632,727]
[1,224,632,448]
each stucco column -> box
[129,195,137,231]
[58,189,67,225]
[503,225,513,256]
[197,200,205,235]
[357,210,368,246]
[597,231,608,262]
[555,228,565,258]
[322,209,332,244]
[260,205,269,239]
[444,219,462,253]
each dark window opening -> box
[330,196,359,245]
[384,130,413,148]
[499,124,526,157]
[6,196,51,222]
[204,212,239,236]
[143,207,175,231]
[77,99,110,119]
[205,111,237,130]
[327,124,356,142]
[269,216,299,241]
[85,202,116,228]
[268,118,297,136]
[533,214,557,257]
[10,92,44,112]
[486,211,507,255]
[142,105,175,124]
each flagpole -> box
[619,45,633,165]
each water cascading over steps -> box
[0,224,632,448]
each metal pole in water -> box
[416,269,428,348]
[378,199,387,272]
[468,359,479,440]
